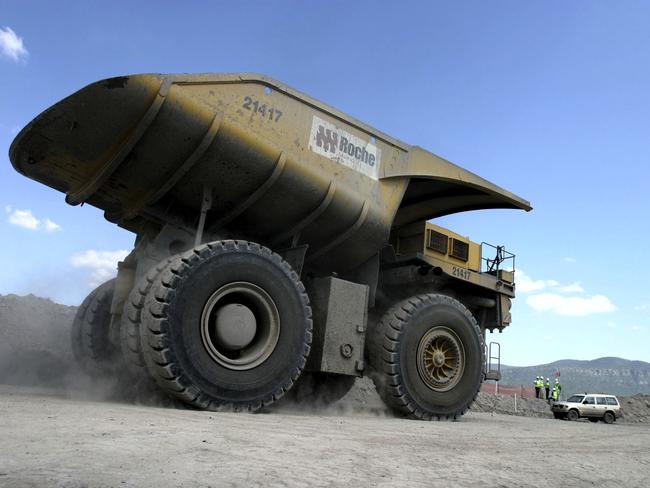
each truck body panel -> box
[10,73,530,273]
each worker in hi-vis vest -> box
[534,376,541,398]
[545,378,550,399]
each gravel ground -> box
[1,384,649,488]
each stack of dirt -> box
[617,394,650,423]
[471,392,553,418]
[0,294,77,386]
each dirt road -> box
[0,385,649,488]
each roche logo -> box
[315,126,339,153]
[309,116,380,180]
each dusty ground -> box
[1,385,649,488]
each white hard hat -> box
[546,378,549,381]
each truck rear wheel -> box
[140,240,312,411]
[70,279,117,376]
[368,294,484,420]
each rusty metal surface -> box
[9,73,531,272]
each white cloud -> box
[515,269,558,293]
[563,257,576,263]
[70,249,129,287]
[0,26,28,62]
[8,208,40,230]
[44,218,61,232]
[527,293,617,316]
[5,206,61,232]
[632,325,643,331]
[558,282,584,293]
[634,304,649,311]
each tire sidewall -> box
[400,298,483,416]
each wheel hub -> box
[200,282,280,371]
[214,303,257,349]
[432,351,445,367]
[416,326,465,392]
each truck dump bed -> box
[10,73,530,271]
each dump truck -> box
[9,73,531,419]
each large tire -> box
[603,411,615,424]
[286,372,356,405]
[140,240,312,411]
[120,259,172,376]
[71,279,117,375]
[368,294,484,420]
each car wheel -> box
[567,409,579,421]
[603,411,615,424]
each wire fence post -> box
[514,394,517,413]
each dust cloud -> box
[0,292,387,416]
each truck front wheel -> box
[140,240,312,411]
[368,294,484,420]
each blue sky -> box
[1,1,648,366]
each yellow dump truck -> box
[9,73,531,419]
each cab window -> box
[596,397,607,405]
[606,397,619,406]
[568,395,585,403]
[583,396,596,405]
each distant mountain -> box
[498,357,650,396]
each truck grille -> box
[426,229,448,254]
[450,239,469,261]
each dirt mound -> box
[0,294,76,386]
[472,392,553,418]
[618,394,650,423]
